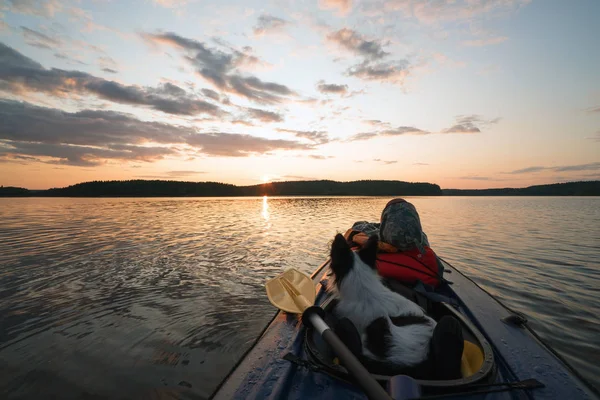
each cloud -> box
[21,26,61,49]
[327,28,388,60]
[348,115,498,141]
[0,141,176,167]
[276,128,330,144]
[508,166,546,174]
[554,162,600,172]
[324,27,413,85]
[0,100,313,165]
[410,0,531,24]
[364,119,392,128]
[462,36,508,47]
[586,105,600,113]
[98,55,118,71]
[227,75,295,104]
[0,42,221,116]
[359,1,530,50]
[165,170,206,177]
[442,115,500,134]
[53,52,68,60]
[443,124,480,133]
[319,0,353,15]
[102,68,118,74]
[253,14,289,36]
[186,132,312,157]
[347,59,410,84]
[245,107,284,123]
[142,32,298,104]
[231,119,255,127]
[316,81,348,94]
[6,0,62,18]
[507,163,600,174]
[381,126,428,136]
[201,88,220,101]
[373,158,397,164]
[413,162,429,166]
[307,155,334,160]
[0,100,189,147]
[348,126,428,141]
[348,132,379,141]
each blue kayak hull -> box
[212,259,597,399]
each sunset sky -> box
[1,0,599,190]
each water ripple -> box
[0,196,598,398]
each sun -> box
[262,175,269,183]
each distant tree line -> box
[442,181,600,196]
[245,180,442,196]
[2,180,599,197]
[0,186,32,196]
[0,180,442,197]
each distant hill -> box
[43,180,241,197]
[0,186,33,196]
[2,180,599,197]
[15,179,442,197]
[241,180,442,196]
[443,181,600,196]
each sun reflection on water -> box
[262,195,270,222]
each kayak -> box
[211,257,599,399]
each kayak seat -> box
[461,340,485,378]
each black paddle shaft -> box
[303,306,392,400]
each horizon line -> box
[3,178,599,192]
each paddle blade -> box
[266,268,316,314]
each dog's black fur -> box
[330,234,378,287]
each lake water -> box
[0,196,599,399]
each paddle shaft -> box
[270,273,391,399]
[306,309,392,400]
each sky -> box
[0,0,599,190]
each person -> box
[337,198,463,380]
[344,198,444,288]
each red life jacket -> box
[344,229,443,287]
[376,246,442,287]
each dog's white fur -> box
[333,251,436,367]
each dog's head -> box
[330,233,378,289]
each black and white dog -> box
[329,233,436,367]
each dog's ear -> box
[330,234,353,283]
[358,235,378,269]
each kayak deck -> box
[212,259,598,399]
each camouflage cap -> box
[379,198,429,253]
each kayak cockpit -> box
[304,277,495,393]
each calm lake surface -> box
[0,196,599,398]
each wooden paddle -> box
[266,268,392,400]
